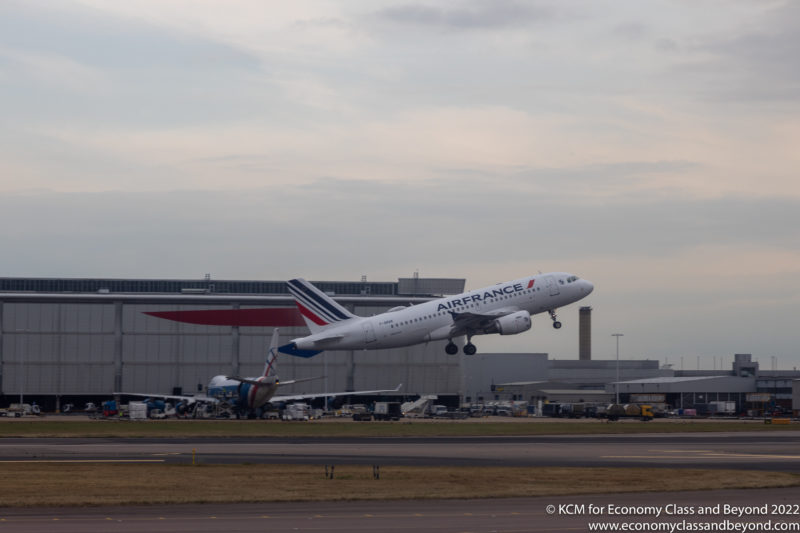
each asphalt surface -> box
[2,431,800,471]
[2,488,799,533]
[2,431,800,532]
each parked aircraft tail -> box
[262,329,280,378]
[287,278,357,333]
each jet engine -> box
[493,310,532,335]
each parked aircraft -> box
[280,272,593,357]
[120,329,400,417]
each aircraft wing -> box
[277,376,324,387]
[226,375,324,387]
[226,377,269,387]
[114,392,219,404]
[448,307,520,336]
[271,384,403,403]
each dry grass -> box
[0,464,797,507]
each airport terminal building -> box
[0,276,466,410]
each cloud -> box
[0,47,110,93]
[612,22,649,41]
[0,1,258,70]
[0,1,264,130]
[375,0,553,30]
[2,183,797,278]
[666,1,800,102]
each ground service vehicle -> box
[605,403,654,421]
[373,402,402,421]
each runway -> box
[2,431,799,471]
[2,488,799,533]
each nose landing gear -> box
[548,309,562,329]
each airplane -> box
[119,329,401,418]
[279,272,593,357]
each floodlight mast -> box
[612,333,624,404]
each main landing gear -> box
[446,338,477,355]
[548,309,562,329]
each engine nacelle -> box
[493,310,532,335]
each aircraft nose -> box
[582,279,594,295]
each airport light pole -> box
[612,333,624,404]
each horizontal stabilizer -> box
[278,343,322,358]
[226,376,275,387]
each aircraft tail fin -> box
[262,329,280,378]
[287,278,357,333]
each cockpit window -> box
[567,276,579,283]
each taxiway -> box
[1,431,799,471]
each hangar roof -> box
[617,376,728,384]
[613,375,756,394]
[539,389,611,396]
[0,276,465,297]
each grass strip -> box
[0,464,797,507]
[1,419,797,438]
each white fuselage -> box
[207,375,278,410]
[293,272,593,351]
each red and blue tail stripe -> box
[287,278,355,327]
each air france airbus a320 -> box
[279,272,593,357]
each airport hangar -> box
[0,276,472,411]
[1,276,798,415]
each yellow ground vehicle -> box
[605,403,654,421]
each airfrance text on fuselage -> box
[436,280,534,312]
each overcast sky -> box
[1,1,798,368]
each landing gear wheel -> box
[445,342,459,355]
[463,343,477,356]
[548,309,561,329]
